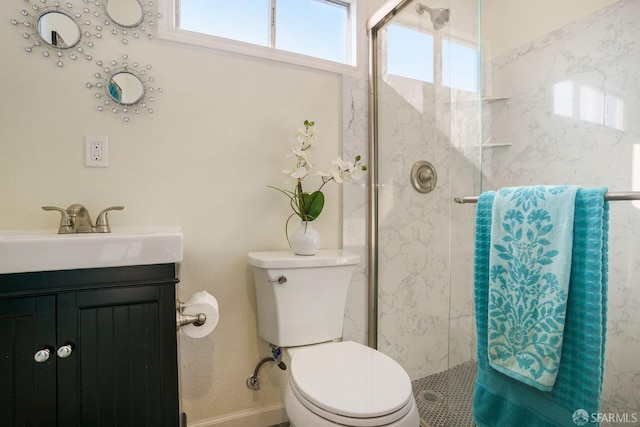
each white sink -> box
[0,226,183,274]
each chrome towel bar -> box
[454,191,640,204]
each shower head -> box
[415,3,450,31]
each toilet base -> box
[285,384,420,427]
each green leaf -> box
[302,191,324,221]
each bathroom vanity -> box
[0,264,180,426]
[0,227,183,426]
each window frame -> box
[158,0,364,76]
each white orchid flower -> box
[272,121,366,228]
[349,167,364,181]
[328,156,366,182]
[291,148,314,168]
[329,157,352,181]
[290,166,309,179]
[334,157,354,171]
[284,166,309,179]
[316,169,343,183]
[296,126,318,148]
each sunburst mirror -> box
[11,0,102,67]
[100,0,162,44]
[86,54,162,122]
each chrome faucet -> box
[42,204,124,234]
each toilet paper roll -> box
[181,291,219,338]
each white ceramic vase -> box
[289,220,320,256]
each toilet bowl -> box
[248,250,419,427]
[284,341,420,427]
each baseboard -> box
[187,403,288,427]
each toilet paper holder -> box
[176,300,207,331]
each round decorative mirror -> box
[87,54,162,122]
[100,0,162,43]
[105,0,143,28]
[12,1,102,67]
[37,11,81,48]
[108,71,144,104]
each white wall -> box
[0,0,384,424]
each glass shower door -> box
[371,0,482,425]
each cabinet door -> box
[0,296,57,426]
[57,284,179,427]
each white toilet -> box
[248,249,420,427]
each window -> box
[385,23,479,93]
[276,0,349,63]
[163,0,357,72]
[178,0,271,46]
[442,39,479,93]
[386,24,434,82]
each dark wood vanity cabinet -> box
[0,264,180,427]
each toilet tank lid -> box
[248,250,360,268]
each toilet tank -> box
[248,250,359,347]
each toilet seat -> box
[288,341,414,426]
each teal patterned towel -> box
[473,188,609,427]
[488,185,579,391]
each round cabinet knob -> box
[56,345,73,358]
[34,348,51,363]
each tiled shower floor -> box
[269,360,477,427]
[412,360,477,427]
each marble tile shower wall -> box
[484,0,640,420]
[341,76,480,370]
[374,70,480,380]
[342,74,371,345]
[364,1,484,379]
[377,75,452,380]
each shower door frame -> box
[366,0,410,350]
[367,0,443,350]
[366,0,481,362]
